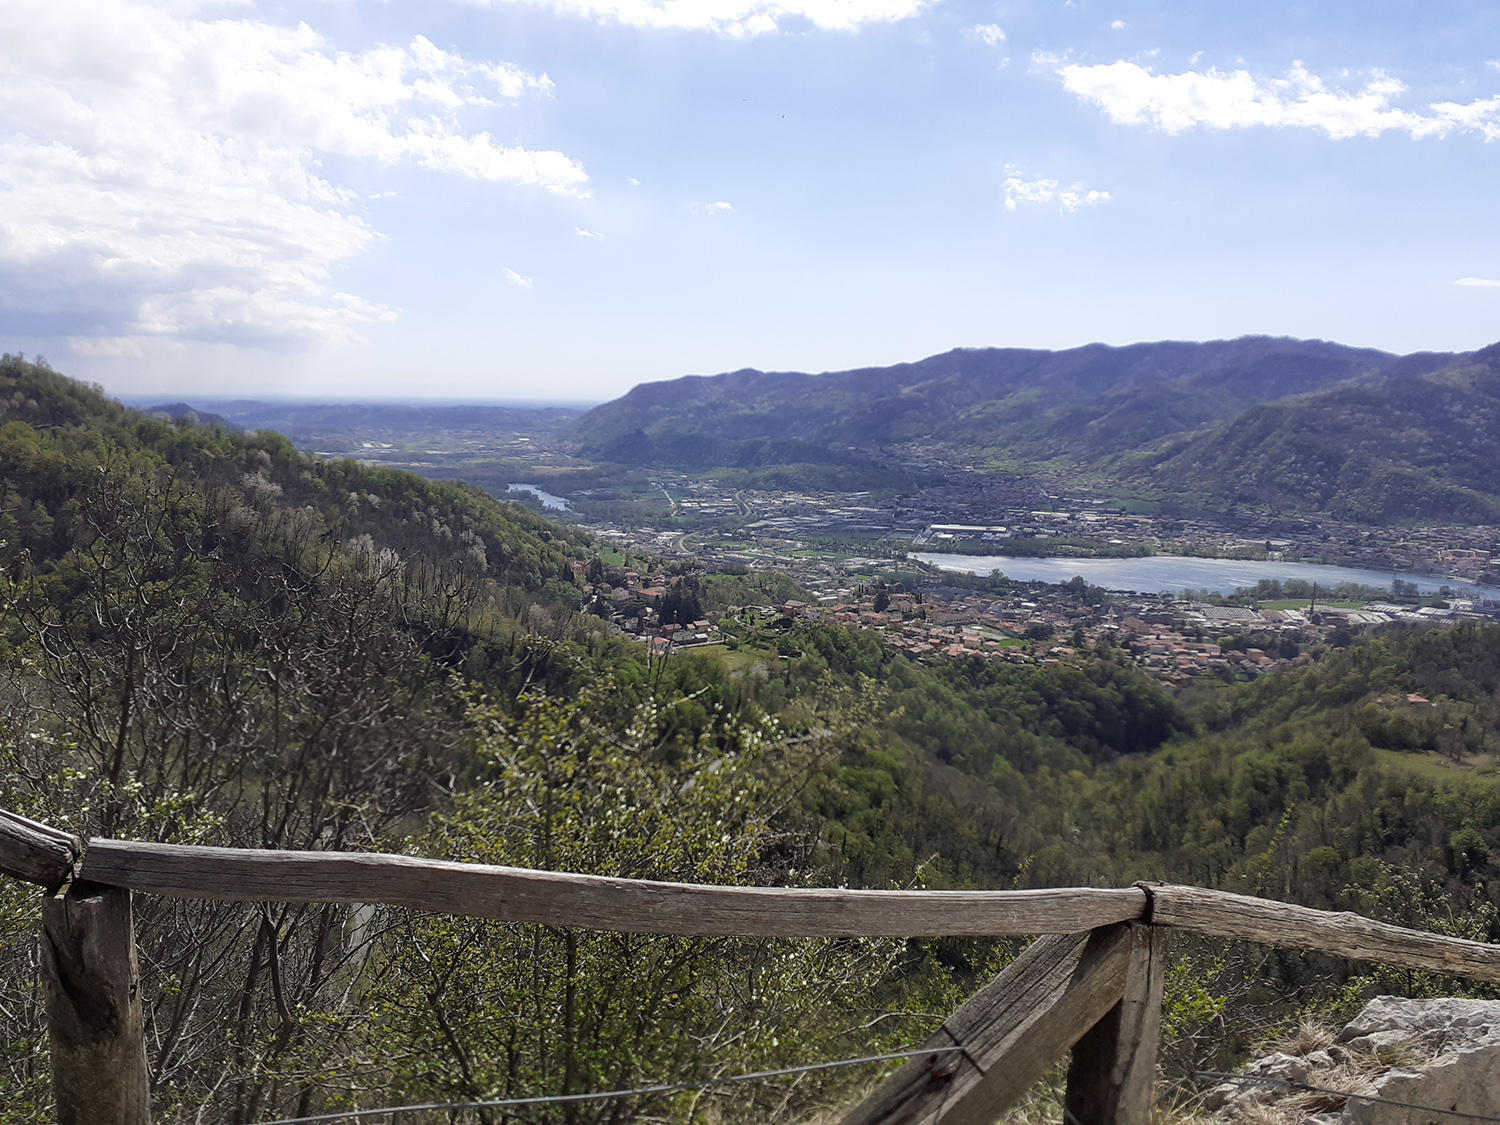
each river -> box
[911,552,1500,599]
[507,483,571,511]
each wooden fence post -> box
[841,924,1136,1125]
[1063,922,1168,1125]
[41,880,151,1125]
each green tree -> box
[364,678,919,1124]
[658,577,704,626]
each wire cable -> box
[1190,1069,1500,1124]
[251,1045,962,1125]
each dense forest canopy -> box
[4,356,1500,1123]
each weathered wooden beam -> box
[1064,923,1168,1125]
[79,840,1149,937]
[1148,882,1500,983]
[42,881,151,1125]
[72,844,1500,978]
[0,808,80,889]
[840,924,1135,1125]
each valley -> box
[11,350,1500,1124]
[149,341,1500,703]
[14,4,1500,1120]
[159,339,1500,602]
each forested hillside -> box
[1,359,588,598]
[1124,342,1500,523]
[774,616,1500,915]
[5,356,1500,1123]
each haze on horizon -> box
[3,0,1499,402]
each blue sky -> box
[2,0,1499,401]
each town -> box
[220,398,1500,589]
[575,547,1500,687]
[551,471,1500,588]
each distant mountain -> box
[567,335,1500,522]
[567,336,1453,473]
[1125,343,1500,523]
[159,400,586,451]
[146,402,243,432]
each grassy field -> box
[684,644,779,673]
[1372,747,1500,785]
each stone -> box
[1339,996,1500,1052]
[1202,1083,1241,1111]
[1336,999,1500,1125]
[1344,1048,1500,1125]
[1208,997,1500,1125]
[1246,1051,1312,1085]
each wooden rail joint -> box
[843,922,1168,1125]
[1132,879,1163,924]
[0,808,81,890]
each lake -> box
[911,552,1500,599]
[507,483,571,511]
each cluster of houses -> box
[574,561,722,651]
[575,550,1500,684]
[756,581,1500,684]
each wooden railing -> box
[8,807,1500,1125]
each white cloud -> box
[576,227,605,238]
[68,336,154,358]
[1052,58,1500,141]
[1488,61,1500,74]
[0,0,586,350]
[1110,19,1126,30]
[1454,277,1500,287]
[461,0,926,36]
[973,24,1006,46]
[692,200,733,214]
[1003,171,1111,212]
[504,268,535,287]
[626,176,641,186]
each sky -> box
[2,0,1500,402]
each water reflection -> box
[912,552,1500,599]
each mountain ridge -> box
[568,335,1455,459]
[566,335,1500,522]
